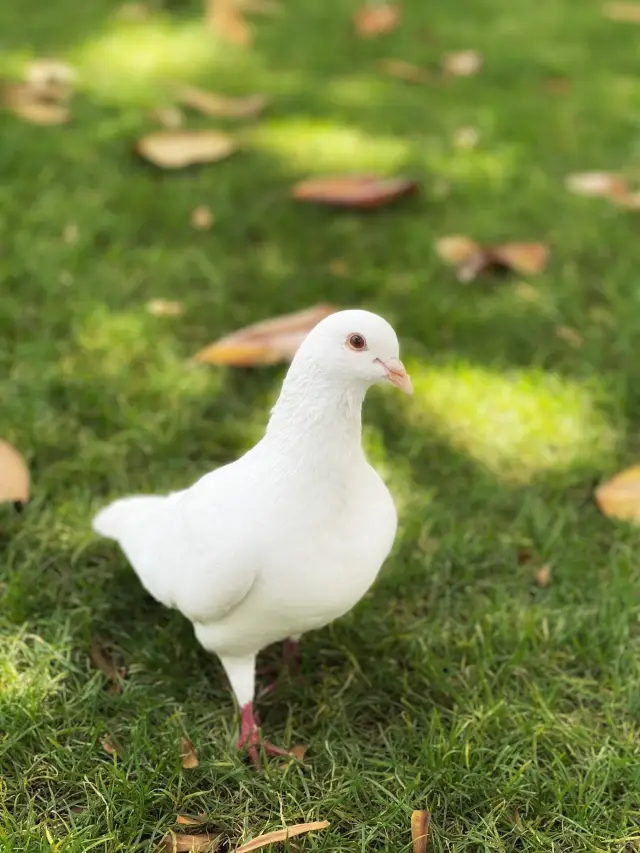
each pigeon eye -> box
[347,333,367,351]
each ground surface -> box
[2,0,640,850]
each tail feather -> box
[92,495,166,541]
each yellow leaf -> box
[0,441,30,504]
[442,50,483,77]
[147,299,184,317]
[179,736,199,769]
[533,564,552,588]
[190,206,214,230]
[234,821,329,853]
[136,130,237,169]
[595,466,640,522]
[4,83,70,125]
[353,3,400,37]
[603,1,640,21]
[205,0,253,45]
[411,810,431,853]
[193,304,336,367]
[179,87,267,119]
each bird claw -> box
[237,703,290,767]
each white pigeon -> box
[92,309,412,764]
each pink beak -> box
[380,357,413,395]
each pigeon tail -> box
[92,494,166,541]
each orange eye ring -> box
[347,333,367,351]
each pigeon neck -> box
[265,359,366,456]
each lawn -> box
[2,0,640,850]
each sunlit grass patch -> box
[0,627,70,710]
[407,361,618,482]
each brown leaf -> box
[235,821,330,853]
[556,325,584,348]
[289,744,307,760]
[353,3,400,37]
[4,83,70,125]
[517,548,533,565]
[533,564,552,588]
[379,59,430,84]
[101,737,116,755]
[292,175,418,209]
[595,466,640,523]
[564,171,627,199]
[435,236,549,282]
[90,639,126,693]
[176,815,207,827]
[179,736,199,769]
[161,832,221,852]
[442,50,483,77]
[136,130,237,169]
[194,304,335,366]
[205,0,253,45]
[147,299,184,317]
[179,86,267,119]
[151,106,184,129]
[26,58,75,96]
[411,810,431,853]
[603,1,640,21]
[0,441,30,504]
[190,205,214,230]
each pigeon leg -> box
[257,635,302,680]
[237,703,291,767]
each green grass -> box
[2,0,640,849]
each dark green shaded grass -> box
[2,0,640,850]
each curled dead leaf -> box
[26,58,75,96]
[565,171,627,198]
[90,639,126,693]
[595,466,640,523]
[101,737,116,755]
[190,206,214,230]
[4,82,70,125]
[603,1,640,21]
[353,3,400,36]
[442,50,482,77]
[235,821,329,853]
[179,736,199,769]
[411,810,431,853]
[194,304,335,367]
[147,299,184,317]
[161,832,221,852]
[533,564,552,588]
[205,0,253,45]
[379,59,430,84]
[136,130,237,169]
[0,441,30,504]
[435,235,549,282]
[292,175,419,208]
[179,86,267,119]
[176,815,208,827]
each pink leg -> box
[236,703,291,767]
[256,637,302,690]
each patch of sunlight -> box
[325,74,397,109]
[423,140,518,187]
[70,16,263,105]
[62,306,216,403]
[0,628,67,709]
[247,118,410,174]
[407,361,617,483]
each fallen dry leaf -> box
[26,58,75,95]
[4,82,70,125]
[101,737,116,755]
[556,325,584,348]
[194,304,335,366]
[595,466,640,523]
[565,171,627,198]
[442,50,482,77]
[147,299,184,317]
[179,737,199,769]
[292,175,418,208]
[205,0,253,45]
[179,86,267,119]
[280,743,307,766]
[354,3,400,37]
[452,126,479,149]
[235,821,330,853]
[151,106,184,129]
[176,815,207,827]
[379,59,430,84]
[161,832,220,852]
[603,1,640,21]
[191,205,214,230]
[136,130,236,169]
[0,441,30,504]
[435,236,549,282]
[533,564,552,588]
[517,548,533,565]
[411,810,431,853]
[90,639,126,693]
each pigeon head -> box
[296,309,413,395]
